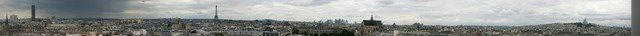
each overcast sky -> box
[0,0,630,27]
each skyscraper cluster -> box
[317,19,348,24]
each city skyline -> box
[0,0,630,27]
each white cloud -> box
[0,0,629,26]
[129,0,629,26]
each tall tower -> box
[4,15,8,25]
[214,5,219,20]
[31,5,36,21]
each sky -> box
[0,0,631,27]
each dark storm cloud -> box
[42,0,133,18]
[3,0,35,10]
[5,0,133,18]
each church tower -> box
[582,18,588,24]
[358,15,383,36]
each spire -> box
[369,15,374,20]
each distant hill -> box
[532,22,600,28]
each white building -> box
[223,31,279,36]
[131,29,148,36]
[189,30,211,36]
[262,31,279,36]
[373,32,393,36]
[225,31,263,36]
[8,14,17,22]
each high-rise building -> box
[31,5,36,21]
[50,15,57,23]
[4,15,8,25]
[9,14,17,22]
[325,19,332,23]
[329,19,348,24]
